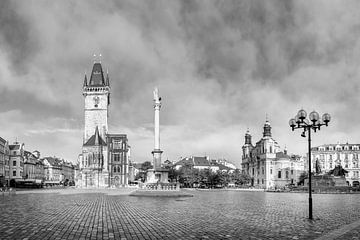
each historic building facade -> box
[9,142,25,183]
[78,60,130,188]
[241,120,305,189]
[311,144,360,186]
[0,137,10,186]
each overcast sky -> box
[1,0,360,167]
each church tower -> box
[83,61,110,143]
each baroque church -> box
[241,120,305,190]
[77,59,130,188]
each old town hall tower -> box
[83,61,110,142]
[78,58,130,188]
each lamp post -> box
[289,109,331,220]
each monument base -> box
[146,168,169,184]
[305,174,348,188]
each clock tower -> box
[83,61,110,143]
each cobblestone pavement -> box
[1,189,360,239]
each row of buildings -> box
[0,137,78,187]
[241,120,360,189]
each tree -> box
[231,170,251,186]
[141,161,153,171]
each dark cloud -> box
[0,0,39,74]
[0,88,73,120]
[1,0,360,163]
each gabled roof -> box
[89,62,106,86]
[175,158,193,166]
[42,157,62,167]
[84,126,106,146]
[193,157,210,166]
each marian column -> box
[152,87,163,170]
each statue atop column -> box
[153,87,161,105]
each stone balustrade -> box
[142,183,180,191]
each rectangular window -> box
[270,169,272,174]
[113,140,122,149]
[13,171,16,176]
[291,170,294,175]
[113,154,120,162]
[262,179,264,184]
[278,171,281,179]
[286,171,289,179]
[13,161,16,166]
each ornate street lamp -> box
[289,109,331,220]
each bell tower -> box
[83,60,110,143]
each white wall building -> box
[311,143,360,187]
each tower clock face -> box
[93,96,100,107]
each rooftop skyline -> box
[1,1,360,166]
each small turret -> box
[106,69,110,86]
[83,74,88,87]
[245,129,252,145]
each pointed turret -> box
[263,120,272,138]
[83,74,88,87]
[106,69,110,86]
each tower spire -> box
[83,73,88,87]
[106,68,110,86]
[94,126,100,145]
[263,117,272,138]
[245,129,252,145]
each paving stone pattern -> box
[1,190,360,239]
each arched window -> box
[113,166,117,172]
[117,166,121,173]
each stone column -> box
[152,87,163,170]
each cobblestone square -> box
[1,189,360,239]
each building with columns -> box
[241,120,305,189]
[311,143,360,187]
[78,59,130,188]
